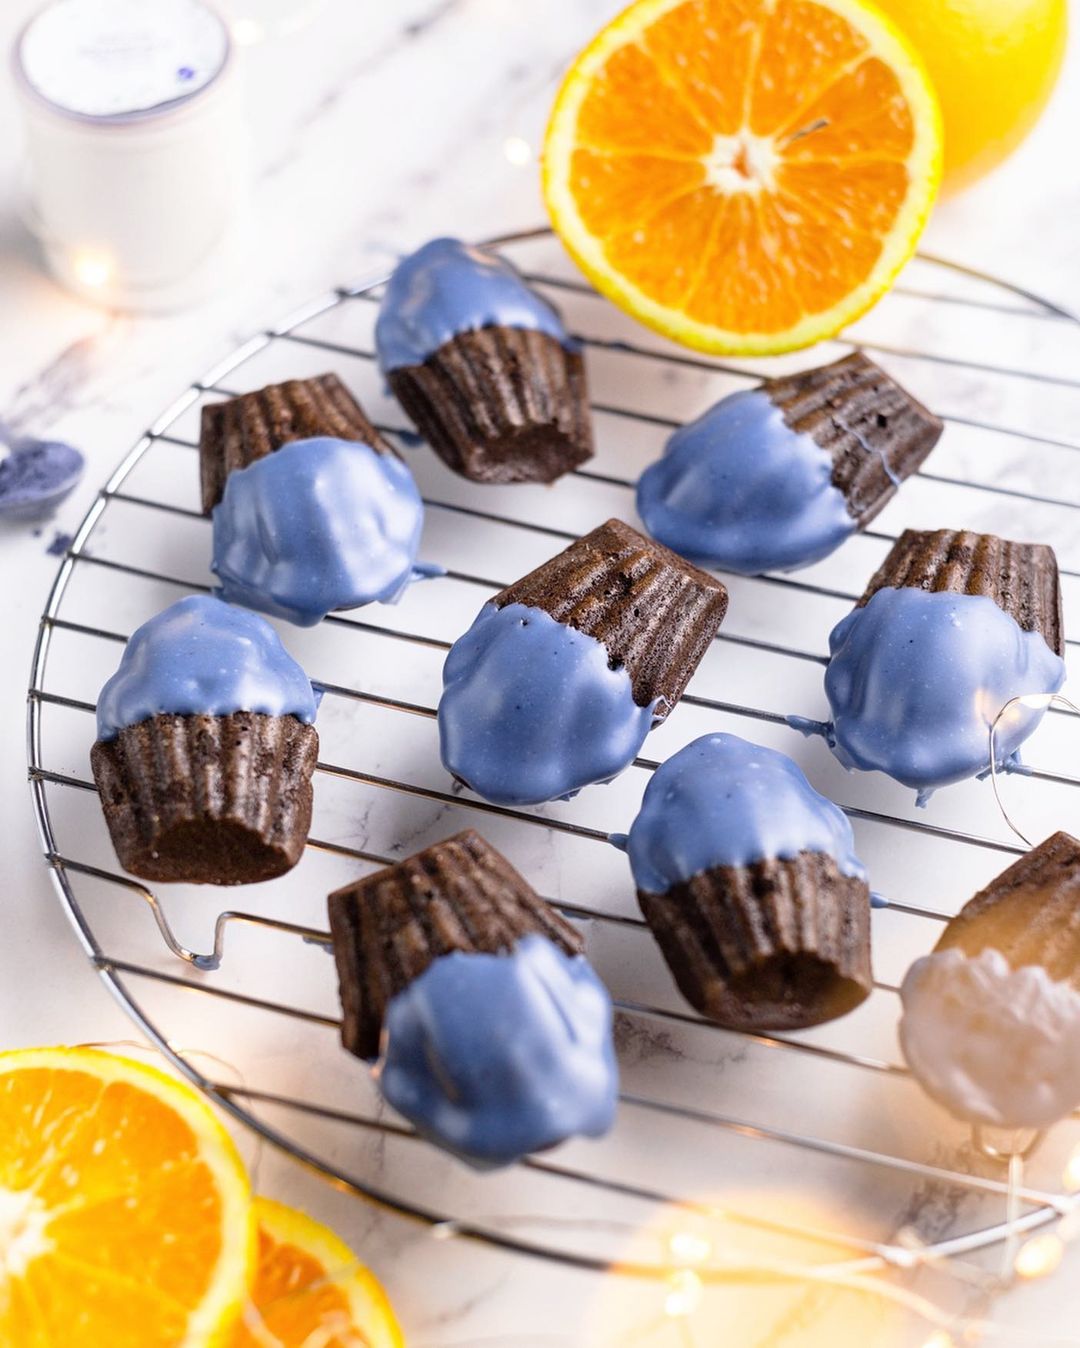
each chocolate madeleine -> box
[764,352,943,527]
[439,520,728,805]
[200,373,393,512]
[375,237,593,485]
[934,831,1080,979]
[636,352,942,577]
[92,711,318,884]
[387,327,593,484]
[92,596,319,885]
[900,834,1080,1129]
[493,518,728,718]
[858,527,1064,655]
[639,852,872,1030]
[625,733,872,1032]
[819,527,1066,795]
[328,829,583,1059]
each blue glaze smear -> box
[96,594,316,741]
[0,438,84,521]
[822,587,1065,791]
[625,732,866,896]
[211,436,424,627]
[636,389,854,575]
[438,603,656,806]
[375,237,574,373]
[379,934,618,1168]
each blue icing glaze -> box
[626,732,865,896]
[96,594,316,741]
[438,603,655,806]
[824,587,1066,791]
[375,237,573,373]
[0,438,84,521]
[378,934,618,1168]
[211,436,424,627]
[636,389,855,575]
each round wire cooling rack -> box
[26,226,1080,1303]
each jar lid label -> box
[18,0,229,121]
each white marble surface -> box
[1,3,1080,1344]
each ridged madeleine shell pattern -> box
[199,372,394,512]
[638,850,873,1031]
[493,518,728,718]
[91,711,318,884]
[387,325,593,484]
[764,352,943,526]
[935,831,1080,986]
[328,828,583,1059]
[857,527,1064,656]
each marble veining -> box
[4,0,1080,1338]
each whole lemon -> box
[872,0,1067,191]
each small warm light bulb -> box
[231,17,265,44]
[72,250,113,289]
[1019,693,1054,711]
[921,1332,955,1348]
[668,1230,712,1265]
[1014,1233,1065,1280]
[503,135,533,166]
[664,1269,702,1318]
[1063,1148,1080,1193]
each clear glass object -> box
[13,0,248,311]
[215,0,327,45]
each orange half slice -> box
[543,0,943,354]
[0,1047,254,1348]
[231,1198,404,1348]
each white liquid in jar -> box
[14,0,247,310]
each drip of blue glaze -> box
[96,594,316,741]
[395,428,425,449]
[823,587,1065,792]
[211,436,425,627]
[881,456,902,489]
[975,749,1030,781]
[438,603,655,806]
[624,732,865,896]
[375,237,575,373]
[916,755,1040,803]
[410,559,447,582]
[787,713,832,741]
[636,389,856,575]
[378,934,618,1169]
[870,893,889,909]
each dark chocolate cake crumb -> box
[387,326,593,484]
[328,829,582,1059]
[91,711,318,884]
[858,527,1063,655]
[764,352,943,526]
[493,518,728,718]
[199,373,393,512]
[638,849,873,1031]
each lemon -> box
[872,0,1068,191]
